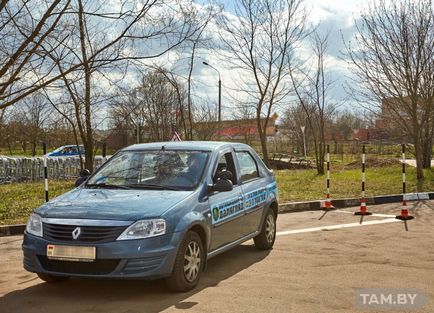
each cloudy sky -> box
[105,0,375,125]
[179,0,371,121]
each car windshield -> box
[86,150,210,190]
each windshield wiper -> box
[86,183,131,190]
[127,183,184,191]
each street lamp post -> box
[301,126,306,157]
[202,61,221,122]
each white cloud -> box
[104,0,370,123]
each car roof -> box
[122,141,253,152]
[57,145,84,148]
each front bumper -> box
[22,231,183,279]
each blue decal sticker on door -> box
[245,187,267,211]
[211,197,244,225]
[267,182,277,200]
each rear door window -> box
[235,151,259,183]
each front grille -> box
[38,256,119,275]
[43,223,127,243]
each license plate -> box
[47,244,96,262]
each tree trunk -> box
[422,137,432,169]
[414,135,424,179]
[78,0,94,172]
[259,131,269,167]
[32,139,37,157]
[257,118,269,167]
[317,143,325,175]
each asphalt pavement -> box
[1,201,433,313]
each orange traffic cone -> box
[354,198,372,224]
[395,200,414,231]
[319,193,335,220]
[321,193,335,210]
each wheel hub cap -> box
[265,214,275,243]
[184,241,201,282]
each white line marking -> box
[276,218,400,236]
[333,210,396,218]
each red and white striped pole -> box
[396,144,414,231]
[43,143,49,202]
[319,144,334,220]
[354,144,372,223]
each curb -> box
[279,192,434,214]
[1,192,433,237]
[0,224,26,237]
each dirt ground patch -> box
[345,156,401,169]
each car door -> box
[208,149,245,251]
[235,150,268,235]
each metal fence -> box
[0,156,106,184]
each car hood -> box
[35,188,194,221]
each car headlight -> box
[117,219,166,240]
[26,213,43,237]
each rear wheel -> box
[165,231,204,292]
[254,209,276,250]
[37,273,68,283]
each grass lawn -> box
[1,163,434,225]
[276,165,434,202]
[0,180,75,225]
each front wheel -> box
[165,231,204,292]
[254,209,276,250]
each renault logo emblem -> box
[72,227,81,240]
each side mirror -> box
[211,179,233,193]
[75,169,91,187]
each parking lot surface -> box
[1,201,433,313]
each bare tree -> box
[281,103,314,155]
[193,103,219,140]
[36,0,205,170]
[42,91,86,168]
[110,69,186,142]
[334,110,364,141]
[0,0,71,108]
[183,6,219,140]
[234,103,257,145]
[217,0,308,166]
[19,93,51,156]
[290,33,336,174]
[346,0,434,179]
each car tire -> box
[165,231,204,292]
[37,273,68,283]
[254,209,276,250]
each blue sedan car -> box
[23,141,278,291]
[48,145,85,157]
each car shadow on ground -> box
[0,243,270,313]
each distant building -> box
[350,128,389,141]
[349,96,417,142]
[194,113,279,141]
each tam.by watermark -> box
[355,288,428,310]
